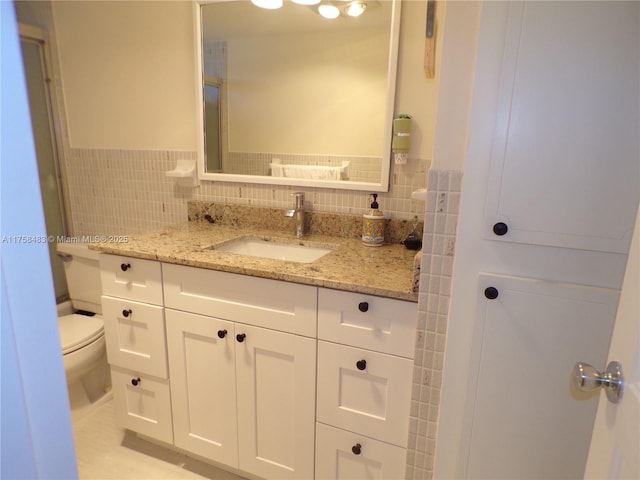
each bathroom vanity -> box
[93,220,418,480]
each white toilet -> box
[56,242,111,419]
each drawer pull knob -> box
[356,359,367,371]
[122,309,132,318]
[352,443,362,455]
[120,263,131,271]
[236,333,246,343]
[358,302,369,312]
[218,329,227,339]
[493,222,509,236]
[131,377,141,387]
[484,287,499,300]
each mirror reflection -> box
[197,0,400,190]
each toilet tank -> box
[57,242,103,314]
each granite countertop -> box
[90,222,419,302]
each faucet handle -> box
[291,192,305,209]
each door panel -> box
[165,309,238,466]
[235,324,316,480]
[465,274,619,479]
[484,2,639,253]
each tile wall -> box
[65,147,430,237]
[406,169,463,480]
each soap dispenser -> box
[402,216,423,250]
[362,193,385,247]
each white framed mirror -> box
[194,0,401,191]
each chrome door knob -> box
[572,361,624,404]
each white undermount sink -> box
[214,236,333,263]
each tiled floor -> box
[72,399,246,480]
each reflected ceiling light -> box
[345,1,366,17]
[318,4,340,18]
[251,0,283,9]
[291,0,321,5]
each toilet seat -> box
[59,313,104,355]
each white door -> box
[583,205,640,479]
[435,2,639,478]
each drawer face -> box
[318,288,417,358]
[315,423,406,480]
[102,296,167,378]
[317,341,413,447]
[162,263,317,337]
[110,367,173,444]
[100,254,163,305]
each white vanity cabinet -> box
[99,255,173,444]
[316,288,417,480]
[98,253,419,480]
[163,264,317,480]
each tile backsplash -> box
[66,147,430,237]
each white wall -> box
[431,1,482,171]
[52,0,197,150]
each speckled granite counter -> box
[89,221,419,302]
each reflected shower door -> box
[20,32,68,301]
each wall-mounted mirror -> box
[194,0,401,191]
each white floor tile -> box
[72,399,246,480]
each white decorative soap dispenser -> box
[362,193,385,247]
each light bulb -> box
[291,0,321,5]
[318,4,340,19]
[345,1,366,17]
[251,0,283,9]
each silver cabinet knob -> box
[573,361,624,404]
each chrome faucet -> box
[285,192,305,238]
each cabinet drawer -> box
[102,296,167,378]
[317,341,413,447]
[100,254,163,305]
[318,288,417,358]
[162,263,317,337]
[315,422,406,480]
[110,367,173,445]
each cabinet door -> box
[102,296,167,378]
[317,341,413,447]
[483,2,638,253]
[235,324,316,480]
[464,273,619,479]
[110,367,173,444]
[165,309,238,467]
[315,423,406,480]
